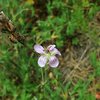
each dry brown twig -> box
[0,11,26,45]
[0,11,15,32]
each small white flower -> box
[34,44,61,68]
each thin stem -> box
[44,65,49,83]
[41,65,48,85]
[41,68,44,85]
[44,67,46,83]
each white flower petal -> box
[49,56,59,68]
[38,56,47,67]
[47,45,56,51]
[50,48,61,56]
[34,44,45,54]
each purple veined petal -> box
[38,56,47,67]
[49,56,59,68]
[47,45,56,51]
[50,48,61,56]
[34,44,45,54]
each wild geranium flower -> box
[34,44,61,68]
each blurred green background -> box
[0,0,100,100]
